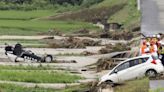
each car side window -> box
[142,57,149,62]
[116,62,130,72]
[129,58,148,67]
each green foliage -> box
[0,0,86,10]
[81,0,104,8]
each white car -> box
[99,55,164,84]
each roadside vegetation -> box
[114,78,149,92]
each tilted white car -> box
[99,55,164,84]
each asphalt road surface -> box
[141,0,164,36]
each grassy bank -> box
[115,78,149,92]
[0,83,89,92]
[0,65,56,70]
[109,0,140,28]
[150,88,164,92]
[0,20,98,35]
[0,39,45,44]
[0,70,82,83]
[0,83,55,92]
[0,10,56,20]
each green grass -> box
[0,83,89,92]
[91,0,127,8]
[0,20,98,35]
[115,78,149,92]
[0,9,99,35]
[58,84,90,92]
[0,39,45,44]
[0,10,57,20]
[0,0,140,35]
[0,83,56,92]
[0,65,56,70]
[0,39,48,48]
[109,0,140,28]
[0,70,82,83]
[150,88,164,92]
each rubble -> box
[96,58,117,72]
[53,60,77,63]
[99,43,131,54]
[74,29,89,34]
[47,37,101,48]
[81,51,96,56]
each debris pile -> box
[110,30,134,40]
[81,51,96,56]
[74,28,89,34]
[99,43,131,54]
[89,81,114,92]
[48,37,101,48]
[96,58,117,72]
[98,30,135,40]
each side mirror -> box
[114,69,118,73]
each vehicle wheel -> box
[101,80,115,87]
[146,70,157,78]
[44,55,53,63]
[105,80,113,84]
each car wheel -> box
[44,55,53,63]
[146,70,157,78]
[105,80,113,84]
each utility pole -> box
[137,0,141,10]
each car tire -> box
[44,55,53,63]
[146,69,157,78]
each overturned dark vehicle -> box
[5,43,53,63]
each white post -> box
[137,0,141,10]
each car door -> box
[115,61,132,83]
[129,58,148,79]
